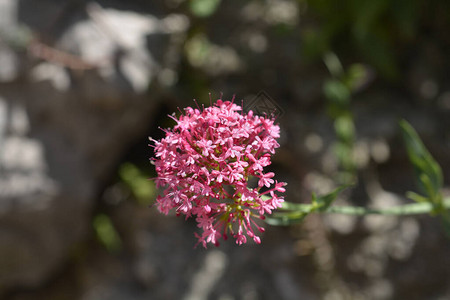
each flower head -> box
[151,98,285,247]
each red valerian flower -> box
[150,98,286,247]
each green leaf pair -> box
[265,185,350,226]
[400,120,450,234]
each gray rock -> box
[0,45,19,82]
[0,1,187,295]
[0,97,93,292]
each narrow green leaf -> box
[399,119,443,199]
[314,184,352,212]
[266,201,312,225]
[406,191,429,203]
[419,173,438,204]
[279,201,312,212]
[265,211,309,226]
[267,185,352,226]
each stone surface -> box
[0,96,93,291]
[0,0,186,296]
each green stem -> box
[281,197,450,216]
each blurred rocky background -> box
[1,0,450,299]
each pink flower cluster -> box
[151,98,286,247]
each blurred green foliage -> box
[119,163,155,206]
[323,52,371,183]
[303,0,421,79]
[190,0,222,17]
[185,34,212,68]
[400,120,450,234]
[93,214,122,253]
[268,122,450,227]
[400,120,443,202]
